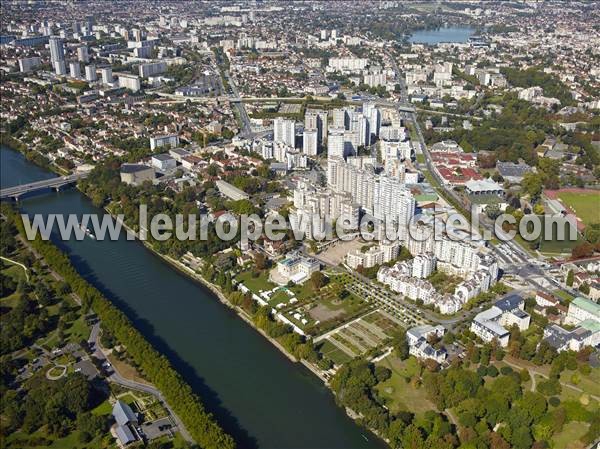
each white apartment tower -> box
[350,112,370,147]
[327,127,346,159]
[101,67,113,84]
[303,129,318,156]
[363,102,381,139]
[305,110,327,144]
[332,108,348,129]
[85,64,97,82]
[49,36,65,62]
[273,118,295,147]
[69,61,81,79]
[77,46,89,63]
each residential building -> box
[565,296,600,325]
[470,295,530,347]
[151,153,176,170]
[101,67,113,84]
[327,127,346,159]
[150,134,179,150]
[139,61,167,78]
[69,61,81,79]
[543,320,600,352]
[273,117,295,147]
[328,57,368,72]
[77,46,89,63]
[346,241,400,269]
[407,325,447,363]
[215,180,250,201]
[49,36,65,62]
[303,129,318,156]
[119,74,141,92]
[112,400,139,446]
[84,64,97,82]
[18,56,41,72]
[277,251,320,284]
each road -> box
[11,232,195,444]
[0,172,89,199]
[385,51,576,302]
[88,323,194,444]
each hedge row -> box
[10,208,235,449]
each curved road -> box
[88,323,194,443]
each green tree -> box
[522,172,544,200]
[566,269,574,287]
[310,272,328,290]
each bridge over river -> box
[0,172,88,200]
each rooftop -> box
[572,296,600,317]
[120,163,152,174]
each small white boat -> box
[80,223,95,239]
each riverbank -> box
[101,206,302,365]
[2,141,388,448]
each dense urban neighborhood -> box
[1,2,600,449]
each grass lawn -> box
[152,433,190,449]
[65,315,90,344]
[3,429,110,449]
[318,339,353,365]
[557,191,600,227]
[537,216,580,254]
[236,269,276,293]
[321,293,364,314]
[106,354,150,386]
[375,356,435,415]
[288,281,316,301]
[1,261,28,306]
[1,291,22,308]
[552,421,590,449]
[269,289,291,306]
[1,262,28,283]
[559,386,600,414]
[91,399,113,416]
[554,289,575,302]
[560,367,600,397]
[118,392,139,406]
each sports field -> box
[557,191,600,227]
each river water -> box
[0,146,387,449]
[409,26,475,44]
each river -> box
[409,26,475,44]
[0,146,387,449]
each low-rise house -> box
[169,148,191,162]
[181,155,203,170]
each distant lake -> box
[409,26,475,44]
